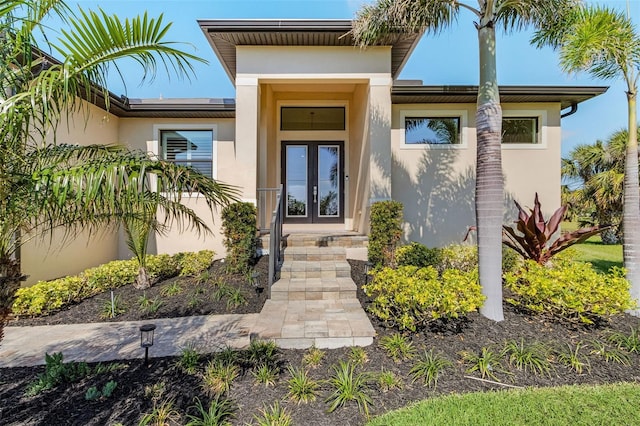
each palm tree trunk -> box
[0,256,25,346]
[475,21,504,322]
[623,91,640,314]
[133,266,152,290]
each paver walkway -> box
[0,314,258,368]
[254,234,376,349]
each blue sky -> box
[63,0,639,157]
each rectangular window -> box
[502,117,538,144]
[405,117,460,145]
[160,130,213,177]
[281,107,345,131]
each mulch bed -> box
[2,258,640,425]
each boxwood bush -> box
[504,259,635,325]
[363,265,485,332]
[12,250,215,317]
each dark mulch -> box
[2,258,640,425]
[10,257,270,326]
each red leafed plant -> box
[502,193,609,265]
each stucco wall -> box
[21,102,121,285]
[391,102,562,247]
[117,117,237,258]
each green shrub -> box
[369,200,403,267]
[13,251,213,317]
[395,242,440,268]
[176,250,216,277]
[221,202,257,274]
[364,266,485,332]
[504,260,635,325]
[26,352,91,396]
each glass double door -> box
[282,141,344,223]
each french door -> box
[282,141,344,223]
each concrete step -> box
[279,260,351,279]
[254,299,375,349]
[282,246,346,262]
[270,277,357,301]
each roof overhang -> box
[197,19,421,82]
[391,85,609,110]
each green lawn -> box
[562,222,623,273]
[367,383,640,426]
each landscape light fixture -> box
[139,324,156,365]
[251,271,262,293]
[364,261,373,286]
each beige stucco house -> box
[21,20,606,284]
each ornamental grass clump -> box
[364,265,484,332]
[504,259,635,325]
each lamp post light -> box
[139,324,156,366]
[364,261,373,286]
[251,271,263,294]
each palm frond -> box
[351,0,459,47]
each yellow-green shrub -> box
[504,260,635,324]
[12,250,214,317]
[175,250,215,276]
[363,266,485,332]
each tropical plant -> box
[561,130,638,243]
[202,359,240,396]
[251,364,279,387]
[246,339,279,369]
[556,342,590,374]
[501,338,552,375]
[461,347,504,381]
[589,340,630,365]
[185,396,235,426]
[376,369,404,392]
[302,346,325,369]
[409,349,452,388]
[175,345,201,375]
[0,0,239,344]
[353,0,581,321]
[252,401,293,426]
[348,346,369,366]
[286,366,319,404]
[533,3,640,314]
[608,327,640,354]
[502,193,607,264]
[325,361,373,416]
[379,333,416,363]
[138,398,181,426]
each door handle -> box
[313,185,317,203]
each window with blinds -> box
[160,130,213,177]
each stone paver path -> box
[0,314,258,367]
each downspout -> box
[560,102,578,118]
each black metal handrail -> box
[267,185,283,298]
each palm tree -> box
[352,0,580,321]
[0,1,238,342]
[562,130,639,244]
[533,5,640,314]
